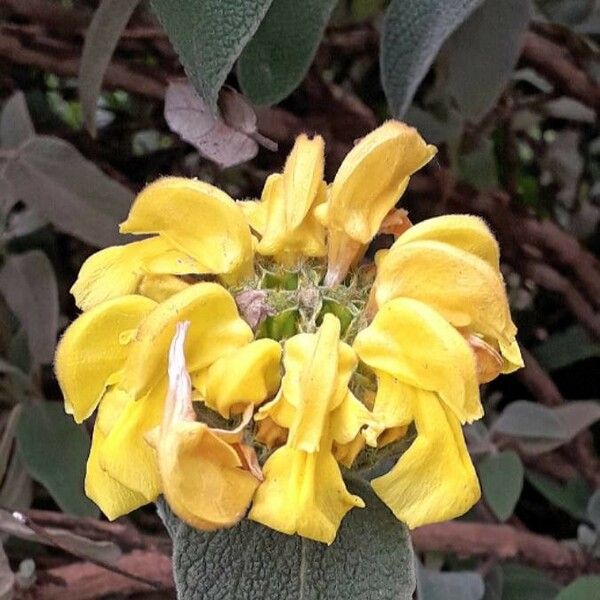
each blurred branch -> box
[0,28,166,99]
[32,550,173,600]
[412,521,595,578]
[522,31,600,110]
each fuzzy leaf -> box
[79,0,141,136]
[0,251,59,366]
[381,0,484,117]
[158,478,415,599]
[16,403,98,518]
[237,0,337,105]
[151,0,273,111]
[478,451,524,521]
[443,0,532,121]
[3,136,132,247]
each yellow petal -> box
[329,121,436,244]
[333,434,366,468]
[354,297,481,423]
[55,295,157,423]
[158,321,259,530]
[395,215,500,269]
[161,422,259,530]
[85,426,148,520]
[255,417,288,448]
[329,391,374,446]
[120,177,254,279]
[282,134,325,231]
[119,283,252,400]
[362,373,413,447]
[241,135,327,264]
[374,239,517,351]
[71,237,202,311]
[500,337,524,373]
[100,378,166,501]
[137,274,190,304]
[249,444,363,544]
[255,388,295,429]
[372,387,480,528]
[201,339,282,418]
[285,315,357,452]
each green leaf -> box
[0,251,59,366]
[16,402,98,518]
[0,92,35,149]
[158,478,415,599]
[478,451,524,522]
[238,0,337,105]
[151,0,273,111]
[501,564,560,600]
[492,401,566,440]
[443,0,532,121]
[458,137,499,191]
[381,0,484,117]
[555,576,600,600]
[586,490,600,528]
[526,472,590,520]
[533,325,600,371]
[79,0,141,136]
[492,400,600,455]
[417,561,484,600]
[3,135,133,247]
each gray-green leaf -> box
[555,575,600,600]
[0,251,59,366]
[0,92,34,149]
[526,472,590,520]
[237,0,337,105]
[79,0,141,136]
[501,564,560,600]
[381,0,484,117]
[151,0,273,111]
[16,402,98,518]
[478,451,524,522]
[3,135,132,247]
[443,0,532,121]
[417,561,485,600]
[158,478,415,599]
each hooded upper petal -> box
[354,297,481,424]
[239,134,327,263]
[120,177,254,280]
[119,283,253,400]
[374,238,521,370]
[321,121,436,284]
[371,385,480,528]
[55,295,157,423]
[70,237,204,311]
[393,214,500,269]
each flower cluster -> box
[55,121,522,544]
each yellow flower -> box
[55,283,259,517]
[317,121,437,284]
[353,298,481,527]
[250,314,373,544]
[240,134,327,265]
[371,215,523,375]
[56,119,523,545]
